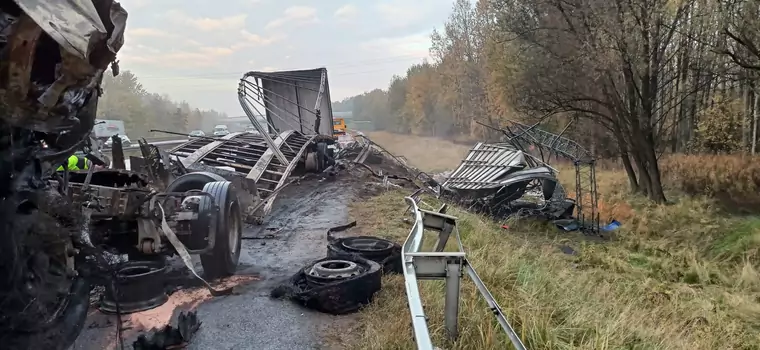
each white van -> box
[213,124,229,136]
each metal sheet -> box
[442,143,531,190]
[243,68,334,136]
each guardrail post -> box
[402,196,529,350]
[444,258,463,340]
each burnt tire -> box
[198,180,243,280]
[327,236,403,274]
[0,194,91,350]
[272,254,382,315]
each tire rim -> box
[227,201,240,256]
[341,237,394,252]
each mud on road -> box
[72,174,361,350]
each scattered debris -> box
[602,219,622,232]
[559,245,577,255]
[270,254,382,315]
[132,311,202,350]
[554,219,580,232]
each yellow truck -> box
[333,118,347,139]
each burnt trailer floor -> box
[168,130,319,219]
[71,176,357,350]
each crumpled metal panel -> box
[0,0,128,135]
[442,143,535,190]
[14,0,127,59]
[243,68,335,136]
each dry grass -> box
[660,154,760,212]
[347,134,760,350]
[366,131,472,173]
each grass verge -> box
[346,136,760,350]
[366,131,472,173]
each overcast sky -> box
[118,0,452,116]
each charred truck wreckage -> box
[60,68,340,345]
[0,1,128,349]
[0,0,343,346]
[432,119,600,234]
[440,143,573,220]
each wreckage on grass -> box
[439,142,575,221]
[435,119,602,233]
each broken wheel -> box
[100,259,169,314]
[271,254,382,315]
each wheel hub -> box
[307,260,360,280]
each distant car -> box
[245,126,260,134]
[213,124,230,137]
[188,130,206,139]
[104,134,131,148]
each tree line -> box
[334,0,760,203]
[98,70,227,139]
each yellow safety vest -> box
[56,155,89,171]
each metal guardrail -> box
[402,196,527,350]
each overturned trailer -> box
[441,143,575,220]
[246,68,335,136]
[167,68,337,223]
[438,119,601,233]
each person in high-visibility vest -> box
[56,154,90,171]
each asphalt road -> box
[71,176,355,350]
